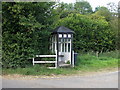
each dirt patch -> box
[2,67,118,80]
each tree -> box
[117,1,120,50]
[53,2,76,19]
[2,2,55,68]
[59,2,74,11]
[74,0,93,14]
[53,13,115,53]
[94,6,112,21]
[94,5,118,51]
[0,2,1,65]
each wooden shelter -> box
[33,26,75,68]
[51,26,75,67]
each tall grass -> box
[75,51,118,71]
[99,50,119,59]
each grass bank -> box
[2,51,119,76]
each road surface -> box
[2,71,119,88]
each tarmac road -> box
[2,71,119,88]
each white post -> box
[55,50,57,68]
[33,58,35,66]
[52,37,53,53]
[72,51,74,67]
[55,35,57,52]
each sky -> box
[59,0,119,11]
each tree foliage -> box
[74,0,93,14]
[94,6,112,21]
[2,2,55,68]
[53,14,115,53]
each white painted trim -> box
[72,51,74,67]
[33,50,58,68]
[34,61,56,63]
[67,39,68,52]
[70,39,71,52]
[33,58,34,66]
[48,67,57,69]
[36,55,56,57]
[63,42,65,52]
[55,50,57,68]
[52,37,53,53]
[55,35,57,52]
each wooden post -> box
[33,58,34,66]
[57,33,59,67]
[71,34,73,66]
[55,50,57,68]
[96,51,99,57]
[72,51,74,67]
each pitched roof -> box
[52,26,74,34]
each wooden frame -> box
[36,55,56,57]
[32,50,58,68]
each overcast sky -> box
[59,0,119,11]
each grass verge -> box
[2,65,76,76]
[75,54,118,72]
[2,51,119,76]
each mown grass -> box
[2,51,119,76]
